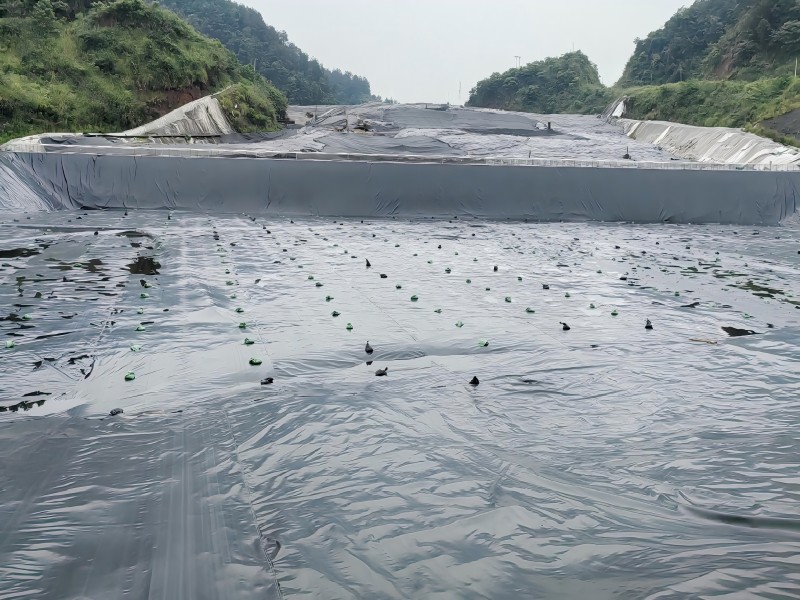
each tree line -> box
[156,0,376,105]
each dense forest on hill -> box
[466,52,613,115]
[157,0,374,105]
[0,0,286,143]
[620,0,800,85]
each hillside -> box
[466,1,800,145]
[466,52,613,115]
[618,76,800,143]
[158,0,374,105]
[0,0,287,143]
[620,0,800,86]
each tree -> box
[467,51,612,114]
[772,20,800,48]
[31,0,58,34]
[755,18,772,46]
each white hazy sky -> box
[244,0,690,103]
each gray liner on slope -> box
[0,154,62,211]
[1,151,797,225]
[115,93,234,137]
[619,119,800,167]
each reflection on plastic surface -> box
[1,211,800,599]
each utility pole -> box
[458,81,462,105]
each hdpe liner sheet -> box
[2,211,800,599]
[619,118,800,167]
[292,103,552,136]
[1,152,798,225]
[11,105,689,162]
[282,107,693,161]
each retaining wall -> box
[1,151,796,225]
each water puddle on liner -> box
[722,326,759,337]
[0,247,40,259]
[127,256,162,275]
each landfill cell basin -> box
[1,210,800,599]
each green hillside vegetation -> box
[467,1,800,145]
[158,0,375,105]
[621,77,800,144]
[617,0,800,142]
[620,0,800,85]
[466,52,613,114]
[0,0,287,143]
[215,79,286,133]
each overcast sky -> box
[245,0,690,103]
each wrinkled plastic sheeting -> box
[116,94,235,137]
[0,153,63,211]
[620,118,800,166]
[0,414,283,600]
[382,104,546,134]
[1,151,798,225]
[1,211,800,599]
[599,97,627,121]
[0,95,234,148]
[391,123,681,160]
[288,105,683,161]
[33,130,329,154]
[7,101,800,169]
[315,132,464,156]
[296,103,548,135]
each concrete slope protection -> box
[1,212,799,599]
[2,102,798,225]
